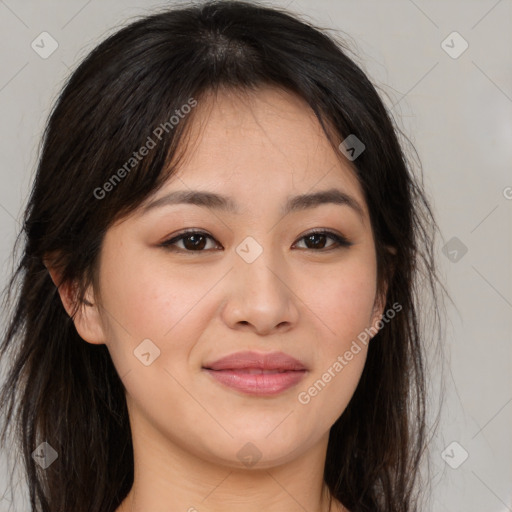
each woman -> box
[0,1,446,511]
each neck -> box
[115,411,345,512]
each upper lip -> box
[203,351,307,371]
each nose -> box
[220,243,300,336]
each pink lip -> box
[202,351,308,396]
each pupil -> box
[307,234,325,249]
[185,234,206,250]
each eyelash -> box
[159,228,353,253]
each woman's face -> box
[82,86,385,469]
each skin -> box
[50,86,387,512]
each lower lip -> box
[203,369,307,396]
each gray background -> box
[0,0,511,510]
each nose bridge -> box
[234,234,286,296]
[223,233,298,333]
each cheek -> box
[97,244,226,382]
[98,244,210,341]
[302,254,378,350]
[294,261,376,427]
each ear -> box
[369,288,387,335]
[368,276,391,339]
[46,262,107,345]
[369,244,397,333]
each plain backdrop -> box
[0,1,511,511]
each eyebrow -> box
[142,187,365,221]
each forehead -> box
[146,86,369,221]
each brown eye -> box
[294,230,353,251]
[160,231,219,252]
[160,229,352,253]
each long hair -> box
[0,2,447,511]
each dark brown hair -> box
[0,1,446,511]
